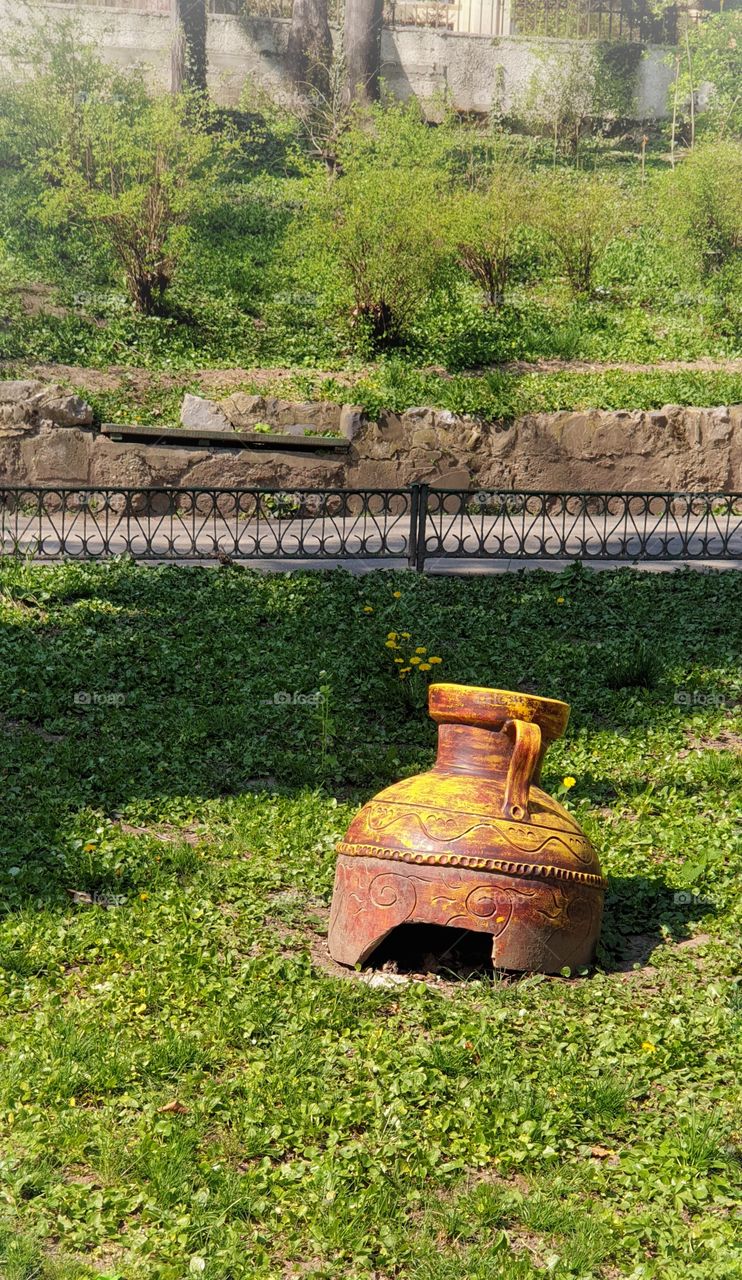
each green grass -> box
[297,366,742,421]
[18,366,741,433]
[0,561,741,1279]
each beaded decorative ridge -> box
[335,840,608,889]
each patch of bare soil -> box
[508,1227,552,1267]
[4,357,742,396]
[0,362,362,397]
[684,729,742,753]
[609,933,659,974]
[0,713,64,743]
[13,283,69,320]
[496,357,742,375]
[114,821,206,845]
[675,932,711,949]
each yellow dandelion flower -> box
[363,606,374,614]
[429,656,442,664]
[562,776,576,790]
[394,657,404,664]
[393,591,402,599]
[415,647,427,655]
[385,640,398,649]
[419,663,431,672]
[387,631,398,640]
[139,892,149,901]
[641,1041,657,1053]
[409,656,422,665]
[556,596,565,605]
[401,631,411,639]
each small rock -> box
[361,971,410,989]
[181,393,233,433]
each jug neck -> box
[433,721,510,778]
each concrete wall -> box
[1,1,675,118]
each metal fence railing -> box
[69,0,691,40]
[1,488,740,568]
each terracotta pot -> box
[328,683,606,974]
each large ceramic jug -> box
[328,683,606,973]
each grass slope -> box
[0,562,740,1280]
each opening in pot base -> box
[366,924,494,978]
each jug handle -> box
[502,718,542,822]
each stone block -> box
[339,404,365,441]
[728,405,742,489]
[411,427,439,448]
[430,467,472,490]
[22,426,92,483]
[703,407,732,445]
[220,392,265,429]
[0,380,45,403]
[89,438,200,488]
[375,414,407,445]
[35,392,93,427]
[181,393,233,433]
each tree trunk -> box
[287,0,332,98]
[343,0,383,104]
[171,0,208,95]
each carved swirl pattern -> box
[369,871,417,914]
[336,840,607,889]
[363,801,595,866]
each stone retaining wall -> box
[1,381,739,493]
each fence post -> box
[407,483,420,570]
[415,483,429,573]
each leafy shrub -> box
[0,17,234,316]
[518,43,601,160]
[446,165,535,307]
[37,93,233,315]
[668,141,742,276]
[536,171,628,297]
[672,12,742,142]
[316,162,446,351]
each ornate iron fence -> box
[1,487,740,568]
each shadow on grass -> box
[597,872,717,972]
